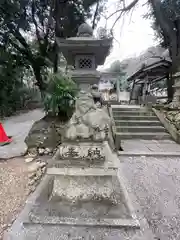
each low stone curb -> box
[107,106,121,150]
[107,106,118,150]
[118,151,180,157]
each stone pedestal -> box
[25,139,139,228]
[6,139,140,232]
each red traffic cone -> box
[0,123,12,146]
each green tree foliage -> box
[144,0,180,70]
[145,0,180,102]
[0,49,30,116]
[0,0,105,91]
[109,60,126,74]
[109,60,128,91]
[146,0,180,52]
[0,0,106,116]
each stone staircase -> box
[111,106,171,149]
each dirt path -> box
[0,109,44,159]
[0,157,30,239]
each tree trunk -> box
[150,0,178,71]
[53,43,58,73]
[53,0,65,73]
[166,73,174,103]
[92,0,100,30]
[32,64,46,94]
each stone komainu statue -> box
[91,84,103,106]
[65,91,111,141]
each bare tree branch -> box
[107,0,139,19]
[111,12,124,31]
[128,4,136,24]
[122,0,139,11]
[92,0,100,29]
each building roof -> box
[124,47,172,79]
[127,59,171,84]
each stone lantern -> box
[6,24,146,240]
[56,23,112,91]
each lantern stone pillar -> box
[56,23,112,92]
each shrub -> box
[0,66,36,117]
[0,84,42,117]
[43,73,78,120]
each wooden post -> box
[129,78,135,104]
[116,78,120,102]
[166,73,174,103]
[142,74,148,105]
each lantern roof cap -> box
[77,23,93,37]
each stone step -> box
[112,111,155,116]
[114,120,162,127]
[116,126,166,133]
[112,107,149,112]
[113,115,158,121]
[115,132,171,140]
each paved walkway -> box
[0,109,44,159]
[120,139,180,154]
[118,114,180,239]
[121,155,180,240]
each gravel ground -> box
[0,158,30,240]
[1,153,180,239]
[120,156,180,240]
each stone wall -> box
[165,111,180,131]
